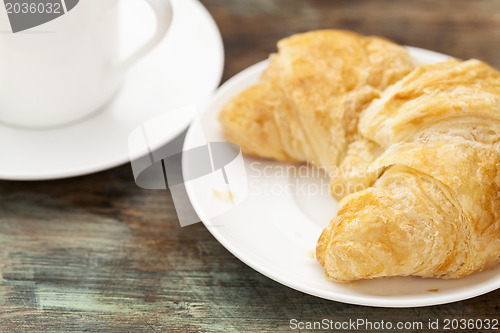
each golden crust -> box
[218,81,292,161]
[329,138,383,200]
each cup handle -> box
[113,0,173,77]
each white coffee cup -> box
[0,0,172,128]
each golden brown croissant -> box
[218,30,500,282]
[317,59,500,281]
[219,30,416,168]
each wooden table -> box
[1,0,499,331]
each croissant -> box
[218,30,500,282]
[317,58,500,281]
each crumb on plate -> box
[213,189,234,202]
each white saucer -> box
[0,0,224,180]
[184,47,500,307]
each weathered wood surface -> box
[1,0,500,332]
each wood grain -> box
[1,0,500,332]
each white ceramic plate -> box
[183,47,500,307]
[0,0,223,180]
